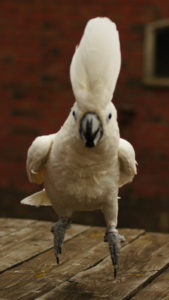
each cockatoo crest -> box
[70,17,121,110]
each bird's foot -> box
[104,231,125,279]
[117,233,126,243]
[51,217,71,264]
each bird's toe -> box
[105,231,121,279]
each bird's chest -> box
[62,167,110,199]
[45,156,118,207]
[44,142,119,211]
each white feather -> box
[21,190,51,207]
[118,138,137,187]
[26,134,55,184]
[70,17,121,109]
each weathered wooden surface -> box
[0,219,169,300]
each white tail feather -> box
[21,190,51,207]
[70,17,121,109]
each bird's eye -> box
[108,113,112,120]
[72,110,76,120]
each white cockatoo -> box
[21,17,137,278]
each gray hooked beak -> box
[79,112,103,148]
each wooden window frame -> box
[143,19,169,87]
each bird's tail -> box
[70,17,121,109]
[21,189,52,207]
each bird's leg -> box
[51,216,71,264]
[103,198,125,279]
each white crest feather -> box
[70,17,121,109]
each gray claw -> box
[51,217,71,264]
[104,231,121,279]
[118,234,126,242]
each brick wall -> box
[0,0,169,231]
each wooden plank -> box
[0,228,143,300]
[0,218,35,238]
[0,219,88,273]
[132,267,169,299]
[35,232,169,300]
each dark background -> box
[0,0,169,232]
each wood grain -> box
[0,220,88,273]
[132,267,169,300]
[34,229,144,300]
[1,218,169,300]
[37,232,169,300]
[0,227,143,300]
[0,218,35,238]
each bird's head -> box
[69,17,121,149]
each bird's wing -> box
[26,134,55,184]
[118,138,137,187]
[21,190,52,207]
